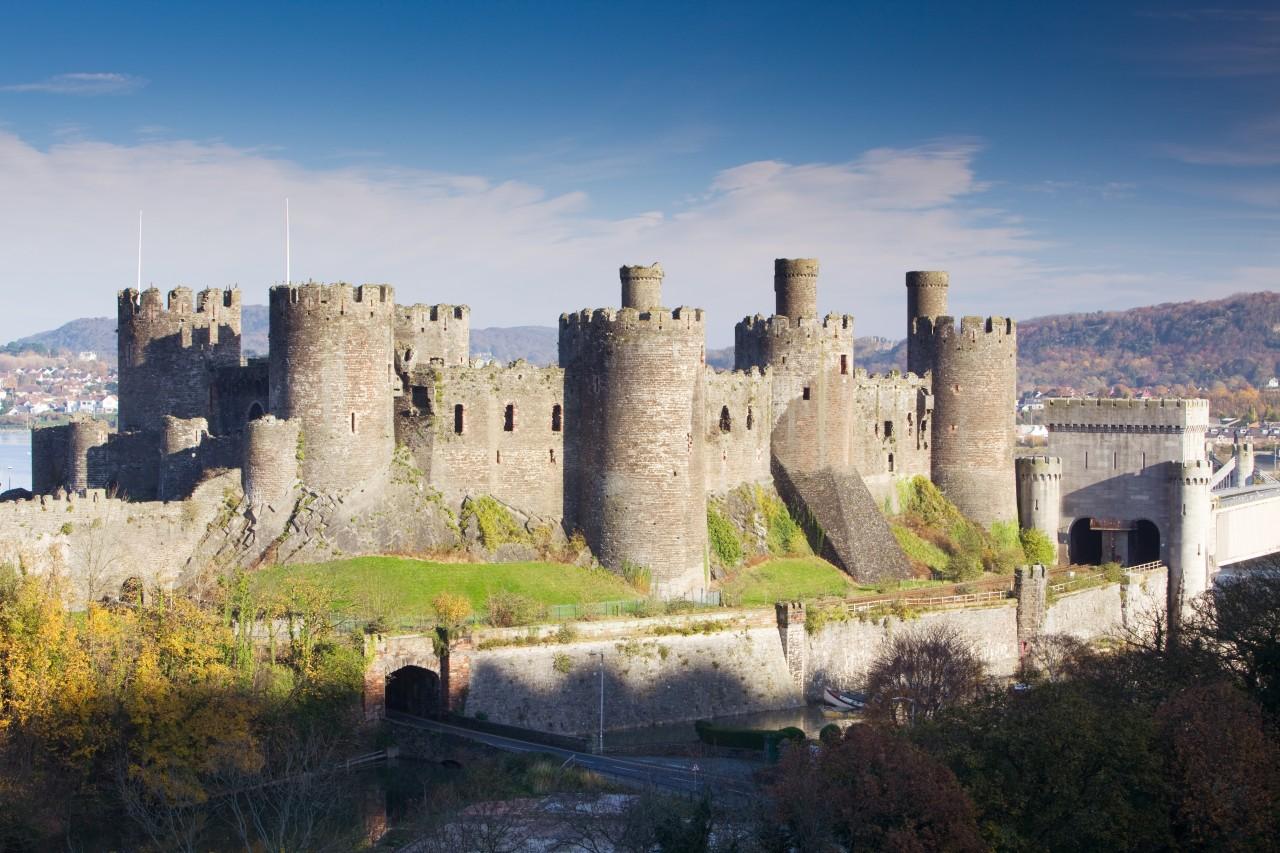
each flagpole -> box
[137,210,142,289]
[285,198,291,285]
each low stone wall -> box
[804,604,1021,698]
[1043,584,1123,640]
[463,625,800,736]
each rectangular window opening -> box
[552,404,562,432]
[884,420,894,438]
[350,412,357,434]
[802,386,811,400]
[840,354,849,375]
[504,404,515,432]
[454,404,464,434]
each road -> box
[386,712,759,801]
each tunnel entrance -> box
[1128,520,1160,565]
[385,665,441,718]
[1068,518,1103,565]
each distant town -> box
[0,351,117,428]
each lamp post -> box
[590,651,605,754]
[5,466,11,491]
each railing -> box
[842,586,1014,616]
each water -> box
[601,703,849,751]
[0,430,30,492]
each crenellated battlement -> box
[270,282,396,316]
[119,286,240,319]
[913,314,1015,341]
[560,305,706,332]
[735,312,854,337]
[1044,397,1210,431]
[850,367,928,387]
[1171,459,1213,486]
[398,303,470,324]
[1016,455,1063,481]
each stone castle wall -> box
[117,287,241,434]
[395,304,470,370]
[208,359,269,437]
[704,368,773,495]
[401,361,565,518]
[905,270,949,377]
[848,370,932,507]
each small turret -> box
[1234,434,1255,488]
[774,258,819,320]
[1016,456,1062,562]
[906,270,949,376]
[620,263,664,311]
[1169,459,1212,608]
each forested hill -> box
[1016,291,1280,391]
[8,291,1280,393]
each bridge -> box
[1213,482,1280,568]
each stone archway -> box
[1129,519,1161,565]
[385,665,441,717]
[1068,517,1103,565]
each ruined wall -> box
[31,425,71,495]
[803,605,1021,699]
[704,368,772,495]
[848,370,932,507]
[394,304,470,370]
[925,316,1018,526]
[0,474,238,605]
[268,284,396,493]
[561,306,708,597]
[118,287,241,434]
[402,361,565,519]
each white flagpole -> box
[285,198,291,285]
[137,210,143,289]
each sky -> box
[0,1,1278,346]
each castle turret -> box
[1169,459,1213,607]
[1234,434,1255,488]
[620,263,664,311]
[30,418,109,495]
[1016,455,1062,562]
[268,283,396,492]
[560,272,708,598]
[774,258,820,320]
[242,415,300,507]
[117,287,241,433]
[926,316,1018,526]
[906,270,949,376]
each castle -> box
[25,260,1024,597]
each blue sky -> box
[0,1,1277,345]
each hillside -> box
[8,292,1280,394]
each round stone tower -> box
[927,315,1018,526]
[242,415,301,507]
[620,263,664,311]
[1016,455,1062,562]
[774,258,820,320]
[117,286,242,433]
[905,270,949,377]
[268,283,396,493]
[1169,459,1213,607]
[560,287,708,598]
[65,418,109,492]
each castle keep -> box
[26,261,1021,598]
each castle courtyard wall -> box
[704,368,773,495]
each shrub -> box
[486,590,541,627]
[460,495,528,549]
[864,624,986,726]
[941,551,983,582]
[1019,526,1056,566]
[891,524,949,574]
[431,591,472,634]
[768,508,805,556]
[1100,561,1124,584]
[621,560,652,595]
[707,505,744,566]
[552,652,572,674]
[554,622,579,644]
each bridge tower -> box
[560,264,708,598]
[1016,455,1062,562]
[1234,434,1255,488]
[1169,459,1213,608]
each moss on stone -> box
[460,495,530,549]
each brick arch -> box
[364,634,470,720]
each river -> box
[0,429,31,492]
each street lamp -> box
[589,651,605,754]
[5,466,11,491]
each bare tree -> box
[864,624,987,726]
[1019,633,1086,684]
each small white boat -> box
[822,687,867,711]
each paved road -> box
[387,713,758,801]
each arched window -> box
[887,453,895,472]
[454,404,464,434]
[552,404,562,432]
[746,407,754,430]
[719,406,732,433]
[504,404,515,432]
[246,401,265,422]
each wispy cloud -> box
[1138,8,1280,78]
[0,72,147,96]
[0,130,1144,343]
[1164,114,1280,167]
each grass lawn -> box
[251,556,641,619]
[718,557,862,606]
